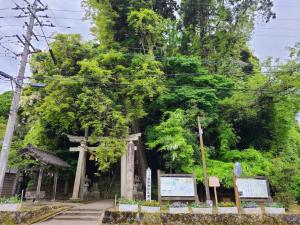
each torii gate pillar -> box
[71,142,87,200]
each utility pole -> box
[197,116,210,201]
[0,0,38,195]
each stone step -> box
[53,217,99,221]
[54,214,100,220]
[68,208,102,212]
[61,212,101,216]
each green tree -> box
[0,91,12,142]
[180,0,275,75]
[22,32,165,171]
[128,9,165,53]
[147,109,196,173]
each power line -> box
[25,76,298,95]
[254,34,300,38]
[23,36,299,68]
[257,27,300,31]
[26,66,300,85]
[48,8,82,13]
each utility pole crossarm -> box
[0,71,14,80]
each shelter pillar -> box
[52,167,58,201]
[36,168,43,201]
[64,180,68,195]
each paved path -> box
[33,200,114,225]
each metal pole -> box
[0,0,38,195]
[197,116,210,201]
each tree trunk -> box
[131,120,148,186]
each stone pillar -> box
[126,141,135,199]
[120,133,141,199]
[79,151,87,199]
[71,145,86,199]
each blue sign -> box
[234,162,242,177]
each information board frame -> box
[236,176,272,202]
[157,170,198,202]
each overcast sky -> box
[0,0,300,94]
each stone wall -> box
[103,211,300,225]
[0,205,66,225]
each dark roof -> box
[21,144,70,168]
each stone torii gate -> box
[67,132,141,200]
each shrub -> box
[139,200,160,207]
[170,202,188,208]
[274,192,293,209]
[264,202,284,208]
[291,175,300,204]
[190,202,211,208]
[118,198,138,205]
[219,202,235,207]
[0,196,21,204]
[241,201,258,208]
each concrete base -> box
[103,211,300,225]
[169,207,189,214]
[191,207,213,214]
[0,203,21,212]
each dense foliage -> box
[1,0,299,205]
[0,91,12,141]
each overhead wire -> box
[24,76,297,94]
[26,66,300,84]
[0,1,299,79]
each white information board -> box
[160,177,195,197]
[236,178,269,198]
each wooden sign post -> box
[233,162,242,211]
[209,176,220,207]
[197,117,210,201]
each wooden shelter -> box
[20,144,70,200]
